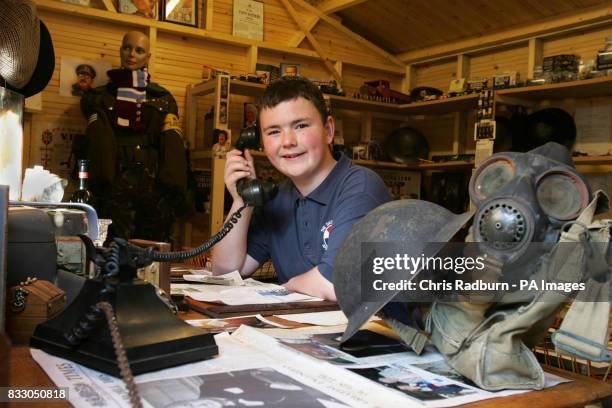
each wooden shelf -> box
[496,76,612,101]
[328,93,480,116]
[399,93,480,115]
[353,159,474,171]
[573,155,612,165]
[191,80,266,98]
[326,95,403,114]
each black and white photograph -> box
[349,365,477,402]
[313,330,408,358]
[278,338,357,365]
[138,367,351,407]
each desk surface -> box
[9,347,612,408]
[7,310,612,408]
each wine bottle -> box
[70,159,92,204]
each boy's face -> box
[260,97,334,187]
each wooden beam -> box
[281,0,343,84]
[397,4,612,64]
[360,112,372,143]
[185,85,196,149]
[246,45,258,74]
[453,54,470,155]
[288,0,406,68]
[147,26,157,78]
[528,38,543,79]
[205,0,213,30]
[401,65,417,94]
[288,16,319,48]
[456,54,470,79]
[318,0,368,14]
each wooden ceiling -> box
[305,0,610,55]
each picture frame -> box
[118,0,158,19]
[162,0,198,27]
[255,63,280,84]
[232,0,264,41]
[280,63,301,77]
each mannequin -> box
[77,31,190,242]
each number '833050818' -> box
[0,387,68,402]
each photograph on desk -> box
[278,338,358,365]
[314,330,409,358]
[138,367,351,408]
[349,365,477,402]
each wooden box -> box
[6,280,66,344]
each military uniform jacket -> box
[80,82,188,191]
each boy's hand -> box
[224,149,257,203]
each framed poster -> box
[233,0,263,41]
[162,0,197,27]
[59,56,112,97]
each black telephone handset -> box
[234,126,278,206]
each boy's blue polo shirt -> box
[247,153,391,283]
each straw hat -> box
[0,0,55,97]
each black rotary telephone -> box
[234,125,278,206]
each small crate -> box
[6,279,66,344]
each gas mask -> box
[334,142,610,391]
[469,142,590,273]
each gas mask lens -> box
[536,171,588,220]
[473,158,514,199]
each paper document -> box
[171,266,210,275]
[173,279,322,305]
[31,326,570,408]
[183,270,244,286]
[277,310,349,326]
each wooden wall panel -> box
[469,45,528,80]
[212,0,300,44]
[156,32,249,116]
[406,116,457,157]
[311,21,403,72]
[258,49,328,78]
[415,59,456,92]
[543,26,612,62]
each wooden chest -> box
[6,279,66,344]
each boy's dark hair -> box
[259,76,329,124]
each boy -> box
[212,77,390,300]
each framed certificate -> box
[233,0,264,41]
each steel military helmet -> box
[334,199,473,342]
[383,126,429,164]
